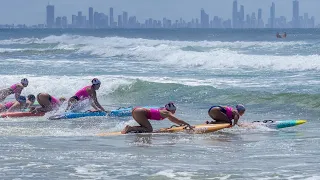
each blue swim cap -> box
[18,96,26,103]
[236,104,245,112]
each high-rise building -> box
[77,11,82,27]
[163,18,167,28]
[110,8,114,27]
[223,19,232,28]
[72,15,77,26]
[239,5,244,28]
[55,17,61,28]
[94,12,99,28]
[82,16,87,27]
[128,16,137,28]
[89,7,94,28]
[303,13,308,28]
[200,8,209,28]
[278,16,287,28]
[123,12,128,28]
[232,0,238,28]
[270,2,275,28]
[118,15,122,27]
[293,0,299,28]
[310,16,315,28]
[62,16,68,28]
[246,14,251,28]
[46,4,55,28]
[251,12,256,28]
[258,9,262,20]
[258,8,263,28]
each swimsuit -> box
[4,101,14,109]
[209,106,234,120]
[73,86,91,100]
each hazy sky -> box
[0,0,319,25]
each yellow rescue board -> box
[97,123,231,136]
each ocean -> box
[0,28,319,179]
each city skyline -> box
[0,0,319,28]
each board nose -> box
[296,120,307,125]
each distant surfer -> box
[66,78,106,112]
[0,96,27,112]
[121,102,192,134]
[0,78,29,102]
[30,93,66,113]
[282,32,287,38]
[206,104,246,126]
[276,32,282,38]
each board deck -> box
[240,119,307,129]
[97,123,231,136]
[48,106,160,120]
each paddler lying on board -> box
[121,102,192,134]
[206,104,246,126]
[0,96,27,112]
[66,78,106,112]
[0,78,29,102]
[30,93,66,113]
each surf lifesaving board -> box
[48,106,159,120]
[242,119,307,129]
[0,112,45,118]
[97,123,231,136]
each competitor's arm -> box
[164,111,190,126]
[31,106,51,113]
[14,86,23,101]
[91,91,106,111]
[233,112,240,126]
[91,102,100,111]
[7,102,21,112]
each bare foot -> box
[121,125,131,134]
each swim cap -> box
[21,78,28,85]
[59,97,66,102]
[27,94,35,101]
[92,78,101,85]
[165,102,176,111]
[236,104,245,112]
[18,96,26,103]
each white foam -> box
[0,73,315,101]
[304,176,320,180]
[1,35,319,71]
[0,75,132,101]
[152,169,194,180]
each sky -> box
[0,0,319,25]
